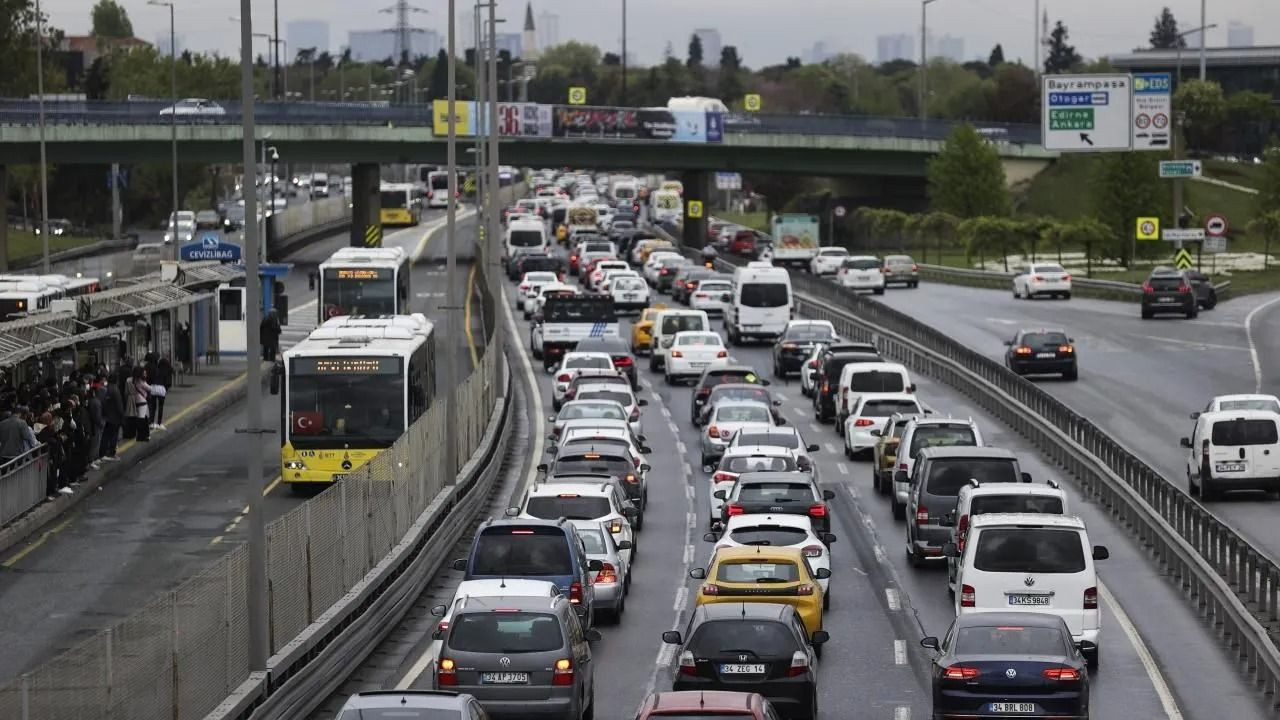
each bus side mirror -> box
[269,363,282,395]
[308,271,317,291]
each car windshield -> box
[661,315,706,334]
[925,459,1019,495]
[1034,265,1067,274]
[736,433,799,449]
[1212,419,1279,446]
[725,456,795,473]
[1218,398,1280,413]
[525,495,612,520]
[447,612,563,653]
[576,390,633,408]
[728,525,809,547]
[509,230,544,247]
[737,482,814,504]
[842,258,880,270]
[784,325,836,342]
[699,282,731,292]
[471,530,572,575]
[577,528,607,554]
[1021,332,1069,347]
[614,278,645,290]
[1148,274,1185,291]
[971,494,1065,516]
[688,619,799,657]
[860,399,921,417]
[677,334,721,346]
[847,371,906,392]
[565,356,612,370]
[288,357,405,449]
[886,255,914,265]
[525,273,557,284]
[954,625,1069,656]
[740,284,789,308]
[909,425,978,457]
[712,387,772,405]
[553,455,632,476]
[714,405,772,424]
[560,403,625,421]
[716,561,800,583]
[973,528,1086,574]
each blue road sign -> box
[180,232,242,262]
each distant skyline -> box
[41,0,1278,67]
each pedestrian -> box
[261,308,282,361]
[35,412,62,498]
[0,406,27,466]
[149,358,171,431]
[176,321,192,369]
[100,372,125,458]
[86,379,104,470]
[129,367,152,442]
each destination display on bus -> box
[327,268,387,281]
[291,357,401,375]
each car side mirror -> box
[537,463,548,473]
[703,531,720,542]
[505,506,520,517]
[813,567,831,580]
[452,558,467,571]
[1020,472,1033,483]
[548,415,557,423]
[810,630,830,645]
[662,630,683,645]
[1075,640,1097,655]
[907,384,917,393]
[1180,437,1193,449]
[868,429,880,437]
[807,443,820,452]
[822,489,835,500]
[621,505,639,519]
[921,636,940,651]
[713,490,727,500]
[588,559,604,572]
[689,567,706,579]
[638,399,649,407]
[1092,545,1110,560]
[776,417,788,425]
[586,628,603,642]
[760,379,771,386]
[1002,340,1012,346]
[893,471,909,485]
[640,463,652,472]
[546,446,558,454]
[430,604,448,617]
[943,542,960,558]
[308,271,317,290]
[639,446,653,454]
[617,539,633,550]
[822,532,837,544]
[1190,412,1200,420]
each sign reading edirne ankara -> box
[1041,74,1132,152]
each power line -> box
[379,0,428,62]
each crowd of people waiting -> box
[0,352,174,500]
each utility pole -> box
[621,0,628,105]
[111,163,122,243]
[445,0,458,478]
[273,0,281,99]
[34,0,50,273]
[486,1,502,392]
[919,0,939,123]
[1199,0,1208,81]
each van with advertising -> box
[650,189,682,224]
[770,214,821,269]
[724,262,792,345]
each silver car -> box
[338,689,491,719]
[699,400,776,468]
[570,519,632,623]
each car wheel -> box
[814,644,823,660]
[873,469,885,494]
[1205,291,1218,309]
[664,370,673,385]
[907,544,922,568]
[891,496,905,520]
[909,281,919,288]
[582,689,596,720]
[1063,292,1072,300]
[1141,308,1153,320]
[1063,367,1078,381]
[649,353,660,372]
[532,345,543,360]
[1086,645,1099,670]
[552,398,562,412]
[845,443,854,460]
[1188,308,1199,319]
[1188,471,1200,497]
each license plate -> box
[481,672,529,684]
[690,362,709,368]
[1158,297,1176,303]
[1008,594,1051,606]
[990,702,1036,713]
[1035,352,1056,359]
[742,324,760,329]
[1216,463,1246,473]
[623,293,638,300]
[330,473,347,481]
[720,663,765,674]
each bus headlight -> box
[284,460,307,470]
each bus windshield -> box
[288,356,405,449]
[380,191,410,209]
[322,267,397,317]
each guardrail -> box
[917,262,1233,302]
[0,447,48,526]
[668,231,1280,701]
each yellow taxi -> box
[639,240,674,264]
[630,304,667,355]
[689,546,828,636]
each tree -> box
[426,48,449,102]
[1223,90,1274,155]
[1247,211,1280,269]
[1174,79,1226,152]
[718,46,745,102]
[720,46,742,73]
[1043,21,1081,74]
[90,0,132,38]
[960,216,1019,270]
[1150,7,1185,49]
[986,63,1038,123]
[1057,218,1113,272]
[988,44,1005,66]
[602,52,621,66]
[687,33,703,70]
[927,123,1011,218]
[919,211,960,263]
[1259,143,1280,214]
[1090,152,1164,264]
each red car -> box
[730,230,759,257]
[634,691,777,719]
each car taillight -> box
[1142,283,1155,294]
[808,504,827,518]
[883,267,893,274]
[594,561,619,584]
[437,658,458,685]
[629,407,640,421]
[802,545,823,558]
[796,584,815,595]
[788,650,810,677]
[822,382,829,394]
[1178,283,1191,293]
[661,268,670,275]
[569,581,583,604]
[712,472,735,483]
[613,355,633,367]
[564,390,576,400]
[1014,346,1032,355]
[1084,586,1097,610]
[697,388,711,398]
[518,283,529,292]
[898,463,908,471]
[1033,275,1045,282]
[915,506,929,525]
[960,584,975,607]
[701,583,719,595]
[436,620,449,634]
[557,373,572,382]
[671,350,684,358]
[678,650,698,675]
[609,519,624,534]
[1062,274,1072,281]
[707,425,720,438]
[427,190,434,199]
[911,264,919,272]
[957,514,969,552]
[807,359,819,368]
[625,472,639,485]
[1059,345,1074,353]
[727,504,744,516]
[1043,667,1081,681]
[716,350,728,358]
[854,418,874,427]
[552,658,575,686]
[942,665,980,680]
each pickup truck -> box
[535,295,620,370]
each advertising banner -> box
[432,99,475,136]
[434,101,723,143]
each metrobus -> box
[317,247,411,323]
[0,274,102,318]
[380,182,422,226]
[275,314,437,490]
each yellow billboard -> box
[432,99,474,136]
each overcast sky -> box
[44,0,1277,67]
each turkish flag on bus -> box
[292,411,324,435]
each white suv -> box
[945,480,1067,592]
[511,481,639,561]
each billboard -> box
[434,101,723,143]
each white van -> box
[504,217,549,264]
[724,263,792,345]
[648,309,710,372]
[951,513,1107,667]
[1182,409,1280,500]
[835,361,913,430]
[309,172,330,198]
[945,480,1067,591]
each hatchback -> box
[337,690,491,720]
[1141,268,1197,319]
[689,547,830,638]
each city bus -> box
[317,246,411,323]
[0,274,102,318]
[380,182,421,226]
[275,314,437,490]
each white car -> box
[550,399,630,440]
[643,251,684,284]
[518,271,560,318]
[556,423,651,469]
[946,481,1068,591]
[158,98,226,116]
[708,514,834,595]
[837,255,886,293]
[588,260,630,290]
[1012,262,1072,300]
[574,382,647,435]
[809,247,850,276]
[665,331,729,384]
[699,400,775,467]
[609,275,650,312]
[843,392,926,459]
[552,352,616,409]
[511,481,638,561]
[690,279,732,314]
[600,268,641,293]
[1195,394,1280,415]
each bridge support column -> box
[0,166,7,271]
[681,169,711,250]
[350,163,382,248]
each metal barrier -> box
[917,263,1233,302]
[268,197,350,240]
[0,447,48,526]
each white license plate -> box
[690,361,709,368]
[1008,594,1051,606]
[622,294,638,300]
[1216,463,1246,473]
[720,663,765,674]
[1035,352,1056,359]
[330,473,347,481]
[990,703,1036,713]
[481,672,529,684]
[1158,297,1176,303]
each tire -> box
[1205,291,1218,310]
[649,353,660,372]
[873,287,885,295]
[1012,284,1020,299]
[891,496,905,520]
[1063,292,1072,300]
[1063,367,1078,381]
[1189,471,1200,497]
[664,371,673,385]
[845,443,854,460]
[909,281,919,288]
[552,398,562,412]
[906,543,922,568]
[1141,307,1153,320]
[1187,308,1198,319]
[582,689,596,720]
[1086,645,1099,670]
[874,470,886,494]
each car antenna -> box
[741,603,747,618]
[500,576,507,588]
[700,691,706,708]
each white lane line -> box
[675,440,687,456]
[683,544,695,564]
[791,406,805,415]
[894,639,907,665]
[894,706,911,720]
[674,586,689,612]
[687,512,697,529]
[656,643,676,667]
[1128,333,1249,352]
[667,421,680,436]
[874,545,887,564]
[825,443,838,454]
[411,208,476,262]
[686,485,695,499]
[660,406,673,420]
[837,462,849,475]
[886,588,901,611]
[809,422,823,434]
[1099,583,1184,720]
[1245,296,1280,392]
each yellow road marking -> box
[263,473,282,497]
[463,262,479,369]
[210,535,224,545]
[2,516,75,568]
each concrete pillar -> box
[349,162,382,248]
[0,166,7,272]
[681,169,711,250]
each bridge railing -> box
[0,447,48,527]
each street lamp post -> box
[33,0,51,272]
[621,0,627,105]
[486,0,502,393]
[150,0,178,262]
[1199,0,1208,81]
[445,0,458,481]
[1172,22,1217,242]
[919,0,940,123]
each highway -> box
[308,240,1271,719]
[0,205,487,681]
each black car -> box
[505,247,540,279]
[1004,329,1078,380]
[654,257,691,294]
[715,471,835,535]
[811,352,882,423]
[772,322,841,377]
[574,335,639,389]
[511,252,563,281]
[691,366,772,424]
[671,267,719,304]
[1140,268,1197,319]
[922,612,1090,719]
[1187,270,1219,309]
[663,603,827,720]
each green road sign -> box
[1049,108,1095,131]
[1174,248,1194,270]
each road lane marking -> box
[837,462,849,475]
[1128,333,1248,352]
[894,639,907,665]
[825,443,838,454]
[894,707,911,720]
[410,209,476,263]
[2,515,75,568]
[1245,296,1280,392]
[886,588,901,610]
[674,586,689,611]
[675,440,687,456]
[1099,583,1184,719]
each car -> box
[559,368,628,406]
[511,481,638,567]
[689,546,829,638]
[1012,262,1073,299]
[541,449,651,520]
[1140,267,1198,319]
[836,255,886,294]
[699,400,777,467]
[600,267,642,293]
[507,248,546,280]
[649,309,711,372]
[633,690,781,720]
[643,251,684,284]
[707,447,803,522]
[662,605,826,720]
[671,266,718,304]
[568,519,632,623]
[842,393,925,459]
[1182,409,1280,500]
[158,98,226,116]
[833,361,914,431]
[947,480,1067,591]
[655,256,694,294]
[337,690,492,719]
[804,342,880,403]
[513,252,564,283]
[519,271,561,318]
[729,229,762,258]
[809,247,849,276]
[692,366,772,422]
[1187,269,1219,309]
[696,381,783,428]
[905,446,1028,567]
[629,305,667,355]
[667,331,731,385]
[549,399,629,441]
[881,254,919,287]
[1196,393,1280,415]
[131,242,165,264]
[573,335,639,389]
[892,418,983,520]
[771,320,839,378]
[871,412,923,495]
[811,351,882,423]
[725,426,820,473]
[706,514,835,598]
[921,613,1091,720]
[587,259,630,291]
[551,353,616,410]
[434,594,600,719]
[716,471,834,535]
[949,513,1107,667]
[554,424,651,476]
[1004,329,1078,380]
[429,578,563,643]
[570,382,647,434]
[690,277,733,314]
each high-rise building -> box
[349,29,440,62]
[804,41,833,65]
[1228,21,1255,47]
[155,31,185,57]
[495,33,523,58]
[693,28,722,64]
[287,20,330,55]
[536,11,559,49]
[933,34,964,62]
[876,33,914,64]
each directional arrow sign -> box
[1174,248,1194,270]
[1042,74,1132,152]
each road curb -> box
[0,365,267,558]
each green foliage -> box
[1174,79,1226,152]
[927,124,1010,218]
[985,63,1038,123]
[1259,143,1280,214]
[90,0,132,38]
[687,33,703,70]
[988,44,1005,66]
[959,216,1019,270]
[101,44,240,100]
[0,0,67,97]
[1150,7,1184,49]
[1247,210,1280,268]
[1043,21,1082,74]
[1089,152,1163,264]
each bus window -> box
[322,267,396,318]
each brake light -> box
[1043,667,1081,681]
[661,268,670,275]
[807,359,819,368]
[613,355,633,367]
[911,264,919,272]
[437,658,458,685]
[708,425,720,438]
[957,514,969,552]
[960,584,975,607]
[671,350,684,358]
[625,472,639,484]
[854,418,874,427]
[519,283,529,292]
[569,581,583,604]
[1083,586,1097,610]
[1178,283,1191,293]
[629,407,640,421]
[1058,345,1074,353]
[712,472,736,483]
[717,350,728,358]
[898,463,907,471]
[609,519,623,534]
[679,650,698,676]
[883,268,893,274]
[782,342,797,350]
[1014,346,1032,355]
[594,561,619,584]
[822,382,829,394]
[1142,283,1155,294]
[942,665,980,680]
[727,504,745,516]
[552,658,575,686]
[557,373,571,382]
[1062,274,1072,281]
[701,583,719,595]
[915,506,929,525]
[788,650,810,677]
[1033,275,1045,282]
[802,545,823,558]
[808,504,827,518]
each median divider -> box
[917,262,1232,302]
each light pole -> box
[1173,22,1217,240]
[445,0,458,480]
[33,0,50,272]
[919,0,940,123]
[1199,0,1208,81]
[150,0,178,261]
[621,0,627,105]
[486,0,502,392]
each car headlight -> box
[284,460,307,470]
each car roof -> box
[839,361,908,374]
[952,611,1071,630]
[713,545,806,562]
[725,513,815,531]
[961,483,1065,498]
[1200,409,1280,422]
[916,446,1016,460]
[341,690,466,710]
[969,513,1086,530]
[724,446,792,457]
[454,594,567,614]
[557,443,631,457]
[455,578,561,597]
[734,426,799,438]
[529,481,612,496]
[647,688,764,712]
[854,392,917,405]
[695,602,794,623]
[826,352,881,363]
[713,399,771,410]
[906,417,977,428]
[736,471,812,484]
[710,383,770,393]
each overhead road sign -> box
[1042,74,1132,152]
[715,172,742,190]
[1174,248,1195,269]
[1132,72,1173,151]
[1159,160,1202,178]
[1204,235,1227,253]
[1163,228,1205,242]
[744,93,762,112]
[1205,214,1228,237]
[1135,217,1160,241]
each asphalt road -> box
[319,250,1269,719]
[0,206,489,681]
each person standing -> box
[86,379,104,470]
[34,413,61,498]
[129,367,152,442]
[0,406,28,466]
[261,308,282,361]
[149,358,172,431]
[100,372,124,460]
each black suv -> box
[690,366,772,424]
[1141,268,1197,319]
[811,351,882,423]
